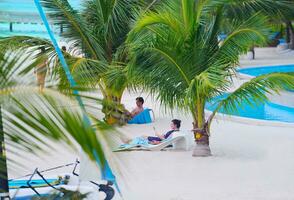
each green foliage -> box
[0,50,118,178]
[0,0,148,124]
[224,0,294,21]
[128,0,294,129]
[31,188,88,200]
[5,92,107,163]
[208,73,294,124]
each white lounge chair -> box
[170,131,193,151]
[114,131,192,152]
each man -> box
[126,97,144,118]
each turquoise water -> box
[211,66,294,123]
[206,94,294,123]
[0,0,82,38]
[0,22,58,39]
[0,0,81,13]
[238,65,294,76]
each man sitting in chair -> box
[126,97,144,118]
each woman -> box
[123,119,181,145]
[147,119,181,144]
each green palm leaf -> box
[0,36,53,52]
[3,90,108,163]
[225,0,294,20]
[128,0,271,111]
[0,50,119,178]
[128,0,293,156]
[208,73,294,125]
[40,0,105,60]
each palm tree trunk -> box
[0,106,9,199]
[192,122,212,157]
[286,21,294,50]
[249,46,255,60]
[286,23,290,44]
[102,95,129,126]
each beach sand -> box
[117,120,294,200]
[6,47,294,200]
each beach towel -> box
[114,135,187,152]
[117,137,149,150]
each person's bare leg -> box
[37,73,46,92]
[39,84,44,92]
[120,135,132,144]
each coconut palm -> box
[223,0,294,52]
[0,0,145,125]
[128,0,294,156]
[0,50,119,198]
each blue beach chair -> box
[278,38,286,44]
[127,108,155,124]
[269,32,280,40]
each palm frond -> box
[3,89,110,167]
[215,12,269,64]
[129,6,182,37]
[41,0,105,60]
[208,73,294,124]
[51,55,108,91]
[0,36,57,77]
[102,65,128,97]
[0,36,53,52]
[128,0,270,112]
[0,51,35,97]
[225,0,294,21]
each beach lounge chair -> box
[127,108,155,124]
[114,131,192,152]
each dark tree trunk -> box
[102,96,130,126]
[192,122,212,157]
[0,106,9,199]
[286,23,291,44]
[249,46,255,60]
[286,21,294,50]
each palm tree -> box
[0,50,119,198]
[0,0,143,125]
[128,0,294,156]
[210,0,294,58]
[223,0,294,52]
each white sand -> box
[240,47,294,67]
[117,120,294,200]
[6,47,294,200]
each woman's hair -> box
[171,119,181,128]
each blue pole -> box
[33,0,120,196]
[0,106,9,199]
